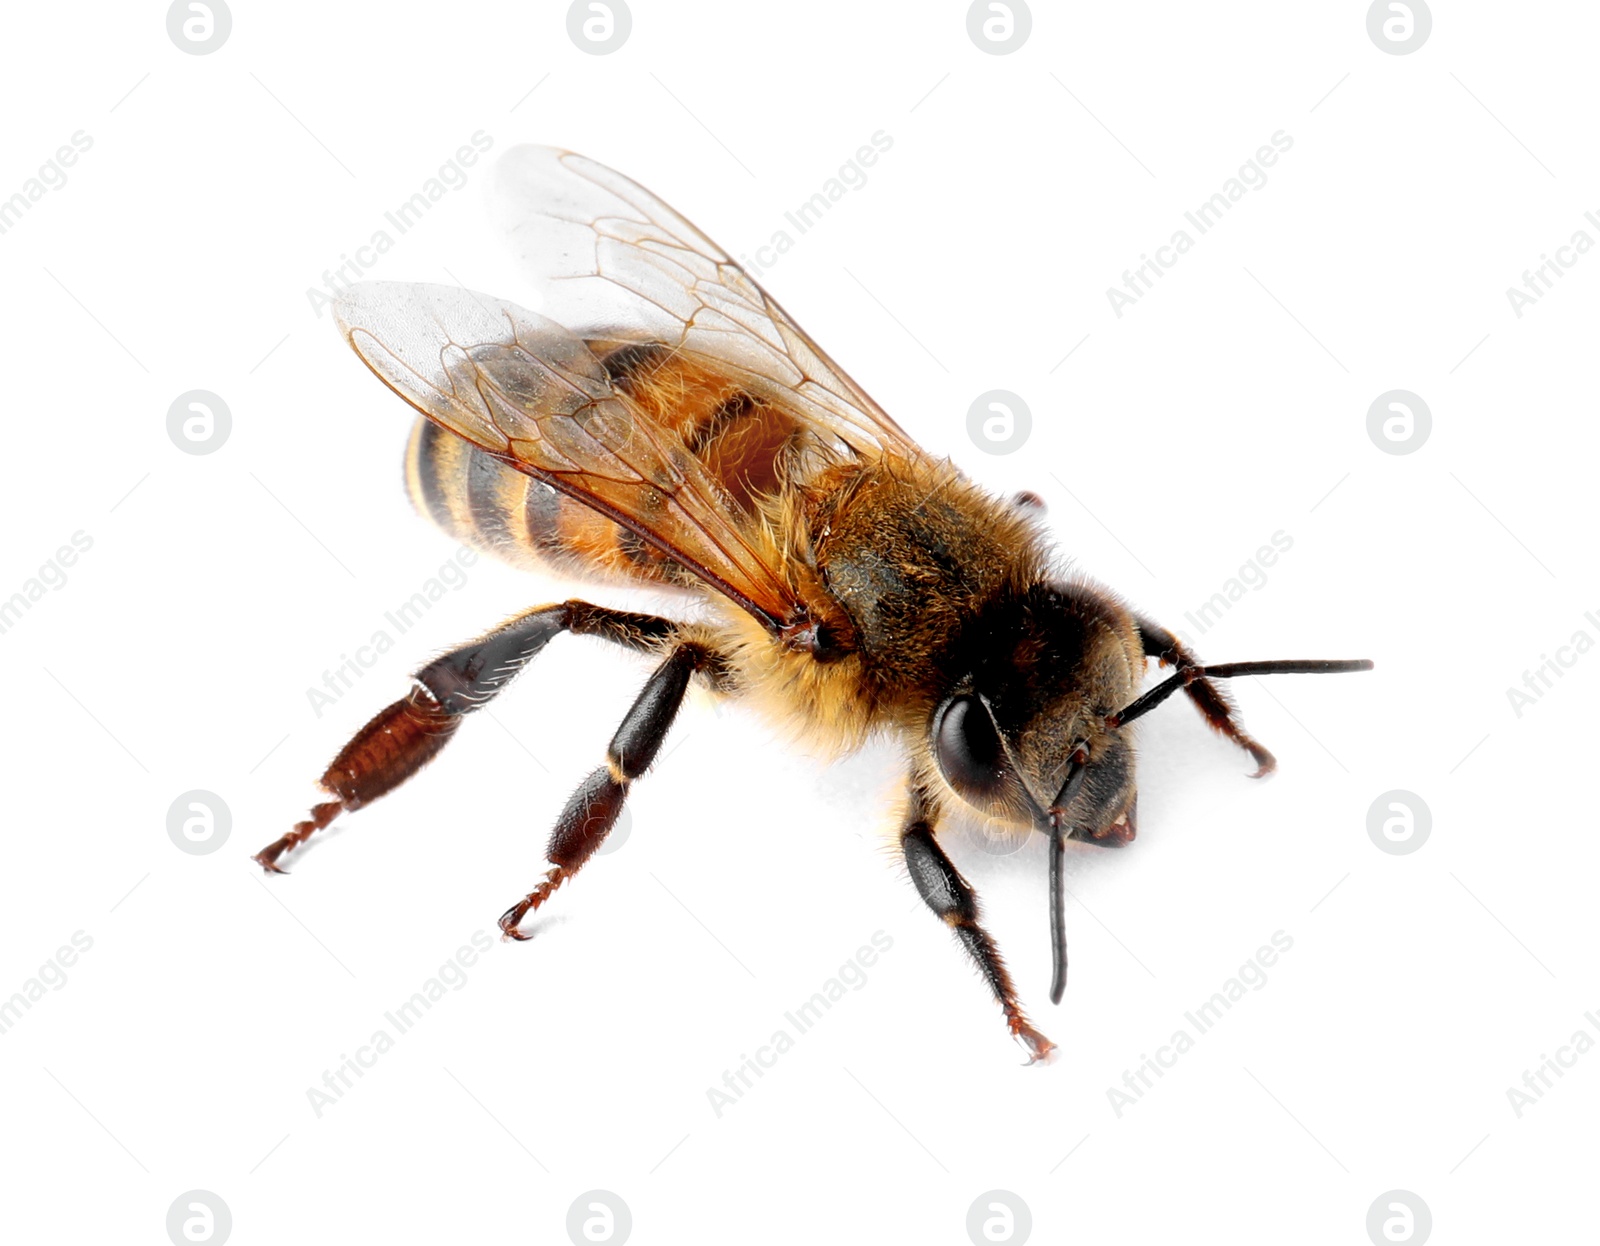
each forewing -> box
[489,144,919,459]
[334,281,801,630]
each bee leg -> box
[253,688,461,873]
[497,641,718,940]
[900,799,1056,1063]
[1134,616,1277,777]
[253,601,676,873]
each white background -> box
[2,1,1595,1242]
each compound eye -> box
[933,695,1007,795]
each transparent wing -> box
[489,144,919,459]
[334,281,804,632]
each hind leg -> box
[497,639,721,938]
[253,601,675,873]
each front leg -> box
[1135,614,1276,777]
[497,639,724,939]
[900,791,1055,1063]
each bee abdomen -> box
[403,415,685,589]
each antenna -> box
[1108,659,1374,730]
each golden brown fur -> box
[408,354,1147,837]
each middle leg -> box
[497,639,725,939]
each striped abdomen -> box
[403,415,688,589]
[402,339,805,590]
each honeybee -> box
[254,146,1371,1061]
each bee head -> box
[928,582,1143,842]
[923,567,1373,1007]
